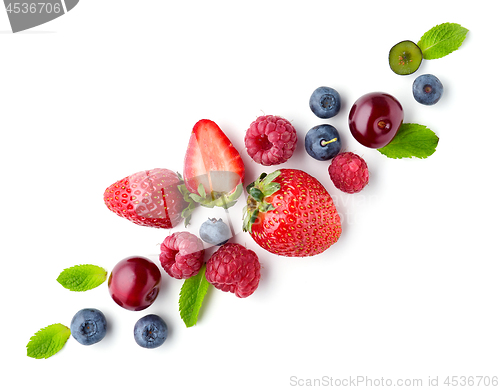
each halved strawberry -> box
[104,168,194,228]
[183,119,245,208]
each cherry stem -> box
[321,138,337,146]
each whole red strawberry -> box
[328,152,369,194]
[243,169,342,257]
[103,168,189,229]
[205,243,261,298]
[160,232,205,279]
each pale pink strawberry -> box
[103,168,188,228]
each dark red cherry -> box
[108,256,161,311]
[348,92,404,148]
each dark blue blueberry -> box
[134,314,168,349]
[70,308,107,346]
[309,86,341,119]
[305,124,342,161]
[412,74,443,105]
[199,218,231,246]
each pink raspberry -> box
[160,232,205,279]
[244,115,297,166]
[328,152,369,194]
[205,243,261,298]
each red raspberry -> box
[244,115,297,166]
[328,152,369,194]
[205,243,261,298]
[160,232,205,279]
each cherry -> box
[348,92,404,148]
[108,256,162,311]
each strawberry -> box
[243,169,342,257]
[183,119,245,209]
[104,168,193,229]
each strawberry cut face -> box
[104,168,187,229]
[183,119,245,208]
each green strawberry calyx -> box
[242,170,282,234]
[176,173,199,227]
[188,182,243,210]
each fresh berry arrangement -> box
[26,22,468,359]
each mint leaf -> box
[57,264,107,292]
[179,264,210,327]
[418,23,468,60]
[377,123,439,159]
[27,323,71,359]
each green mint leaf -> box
[418,22,468,60]
[179,264,210,327]
[377,123,439,159]
[27,323,71,359]
[57,264,107,292]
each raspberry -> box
[205,243,261,298]
[244,115,297,166]
[328,152,369,194]
[160,232,205,279]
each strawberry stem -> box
[242,170,281,233]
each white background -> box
[2,1,499,389]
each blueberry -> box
[134,314,168,349]
[309,86,341,119]
[305,124,342,161]
[199,218,231,246]
[70,308,107,346]
[412,74,443,105]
